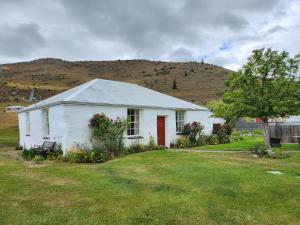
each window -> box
[25,112,30,136]
[42,109,50,137]
[176,111,185,133]
[127,109,139,136]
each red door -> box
[157,116,165,146]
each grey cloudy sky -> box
[0,0,299,70]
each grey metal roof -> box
[20,79,208,112]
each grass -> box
[193,136,300,151]
[0,127,19,147]
[0,102,25,147]
[6,82,68,91]
[1,146,300,225]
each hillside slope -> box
[0,58,230,106]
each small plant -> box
[251,144,268,156]
[20,144,63,161]
[65,148,92,163]
[177,136,188,148]
[231,136,244,141]
[21,148,39,160]
[32,155,44,163]
[253,129,263,135]
[241,130,250,135]
[196,135,209,146]
[148,136,157,150]
[207,135,219,145]
[128,143,146,153]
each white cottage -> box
[18,79,222,153]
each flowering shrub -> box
[89,113,128,156]
[65,148,95,163]
[216,124,232,144]
[182,121,204,146]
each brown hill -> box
[0,58,231,106]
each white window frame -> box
[42,109,50,137]
[25,112,30,136]
[127,109,140,136]
[176,111,185,133]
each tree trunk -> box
[262,121,272,153]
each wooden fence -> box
[268,124,300,143]
[235,120,300,143]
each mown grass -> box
[0,127,19,146]
[193,136,300,151]
[1,146,300,225]
[0,102,24,147]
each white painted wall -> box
[19,103,223,154]
[19,105,66,150]
[185,110,224,134]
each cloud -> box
[0,0,299,71]
[0,22,45,58]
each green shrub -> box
[21,148,40,160]
[253,129,263,135]
[20,144,63,161]
[32,155,44,163]
[241,129,250,134]
[251,144,289,159]
[148,136,157,150]
[92,147,110,162]
[127,143,146,153]
[196,135,209,146]
[250,144,268,156]
[177,136,188,148]
[231,136,244,141]
[207,135,219,145]
[65,148,92,163]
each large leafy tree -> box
[211,48,300,151]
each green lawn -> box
[193,136,300,151]
[0,127,19,147]
[1,146,300,225]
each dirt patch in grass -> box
[3,150,20,159]
[10,171,78,186]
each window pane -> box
[127,109,139,136]
[176,111,185,133]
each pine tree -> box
[172,79,178,89]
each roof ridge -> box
[65,79,98,101]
